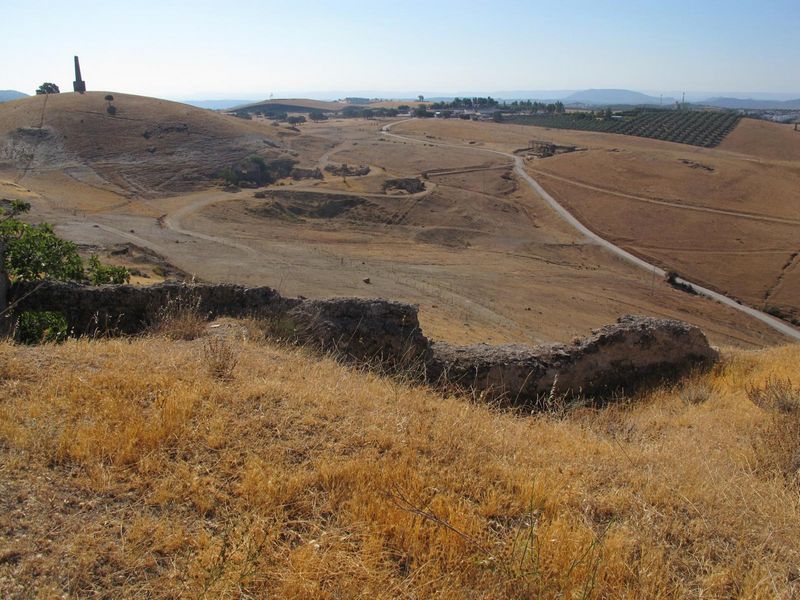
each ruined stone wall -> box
[9,281,719,403]
[427,315,719,403]
[8,281,298,335]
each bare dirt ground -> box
[392,118,800,328]
[0,94,793,347]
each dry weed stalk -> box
[203,336,239,381]
[747,376,800,481]
[152,293,207,340]
[678,379,714,405]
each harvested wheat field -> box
[1,324,799,598]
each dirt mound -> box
[248,191,387,222]
[0,92,284,195]
[383,177,425,194]
[324,163,371,177]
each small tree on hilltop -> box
[35,83,60,95]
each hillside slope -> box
[234,98,347,113]
[1,327,799,597]
[0,92,284,195]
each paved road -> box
[382,120,800,342]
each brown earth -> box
[392,118,800,326]
[0,95,794,347]
[719,117,800,161]
[0,91,285,196]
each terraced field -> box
[508,110,741,147]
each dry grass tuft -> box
[150,293,208,340]
[203,336,239,381]
[747,376,800,483]
[678,376,716,406]
[0,331,799,598]
[747,376,800,413]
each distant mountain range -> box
[178,90,800,111]
[0,90,28,103]
[699,97,800,110]
[562,89,675,106]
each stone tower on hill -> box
[73,56,86,93]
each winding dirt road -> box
[382,119,800,342]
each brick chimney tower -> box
[73,56,86,93]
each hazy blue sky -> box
[2,0,799,99]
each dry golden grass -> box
[150,294,208,341]
[1,331,799,598]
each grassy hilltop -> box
[1,322,798,597]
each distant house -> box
[476,109,499,121]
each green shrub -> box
[0,220,84,281]
[17,311,68,344]
[87,254,130,285]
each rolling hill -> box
[0,91,285,195]
[182,99,258,110]
[564,89,675,106]
[701,96,800,110]
[233,98,347,114]
[0,90,28,103]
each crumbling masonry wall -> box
[9,281,719,402]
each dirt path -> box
[317,142,344,170]
[163,195,259,257]
[152,186,522,340]
[382,120,800,342]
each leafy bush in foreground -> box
[17,310,68,344]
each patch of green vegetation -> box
[17,310,68,344]
[507,110,741,148]
[88,255,130,285]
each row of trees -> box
[424,98,566,114]
[341,106,400,119]
[429,96,500,110]
[506,100,566,114]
